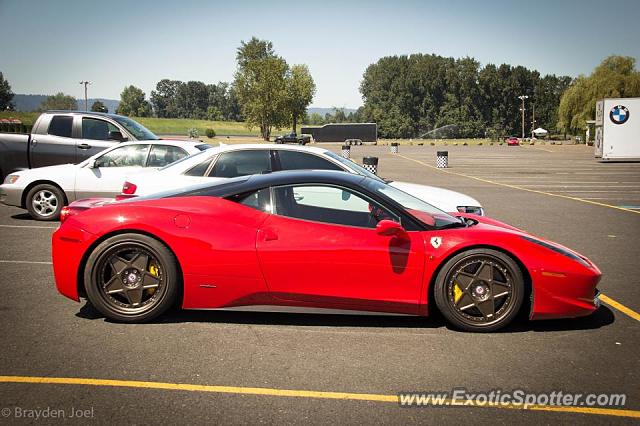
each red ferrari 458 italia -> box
[52,170,601,332]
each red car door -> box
[255,184,426,314]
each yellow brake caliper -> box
[453,283,463,303]
[147,262,159,295]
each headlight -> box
[457,206,484,216]
[520,235,590,268]
[3,174,19,184]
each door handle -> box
[31,139,38,146]
[78,143,92,150]
[259,229,278,242]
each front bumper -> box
[0,184,23,207]
[530,266,602,320]
[52,224,96,301]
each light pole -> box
[518,95,528,139]
[79,81,91,111]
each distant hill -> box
[12,94,120,113]
[307,107,358,117]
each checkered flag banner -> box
[341,145,351,159]
[362,156,379,175]
[390,143,399,154]
[436,151,448,168]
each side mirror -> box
[376,219,404,236]
[88,159,97,169]
[109,131,127,142]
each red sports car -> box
[52,171,601,332]
[506,136,520,146]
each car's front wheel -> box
[26,183,65,221]
[434,248,524,332]
[84,233,179,323]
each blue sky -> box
[1,0,638,107]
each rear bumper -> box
[0,184,23,207]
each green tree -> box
[306,112,324,125]
[285,64,316,133]
[150,79,183,118]
[558,56,640,135]
[234,37,289,140]
[90,100,108,113]
[116,85,152,117]
[39,92,77,111]
[0,72,14,110]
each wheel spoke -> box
[142,272,160,288]
[125,288,143,306]
[475,299,495,319]
[109,256,128,274]
[476,262,493,281]
[457,293,475,311]
[104,275,124,294]
[492,281,511,298]
[131,253,149,271]
[454,274,474,291]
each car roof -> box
[116,140,208,149]
[44,110,130,120]
[158,143,333,171]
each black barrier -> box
[362,156,378,175]
[437,151,449,168]
[341,145,351,159]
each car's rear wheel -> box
[84,233,179,323]
[26,183,65,221]
[434,248,524,332]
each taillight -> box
[122,181,137,195]
[59,206,75,223]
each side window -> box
[81,118,119,140]
[147,145,188,167]
[273,185,398,228]
[228,188,272,212]
[184,158,214,176]
[209,150,271,178]
[95,144,149,168]
[277,150,342,171]
[48,116,73,138]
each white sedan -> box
[0,140,210,220]
[120,144,484,215]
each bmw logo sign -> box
[610,105,629,125]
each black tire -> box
[25,183,65,221]
[84,233,179,323]
[433,248,524,332]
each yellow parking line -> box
[396,154,640,215]
[0,376,638,419]
[600,294,640,322]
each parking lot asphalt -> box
[0,144,638,424]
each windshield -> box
[325,151,385,182]
[113,116,159,140]
[366,179,462,229]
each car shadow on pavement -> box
[76,302,615,333]
[11,212,37,221]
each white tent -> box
[533,127,548,136]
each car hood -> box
[12,163,78,179]
[389,181,482,211]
